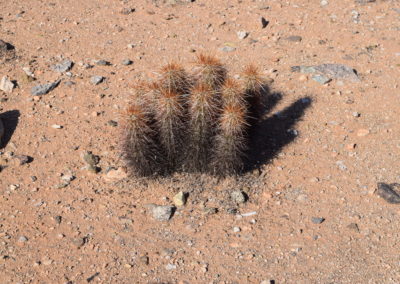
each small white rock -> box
[237,30,249,40]
[51,124,63,129]
[0,76,15,93]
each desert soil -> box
[1,0,400,283]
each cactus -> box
[121,54,267,177]
[242,64,266,121]
[120,98,162,177]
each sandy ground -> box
[1,0,400,283]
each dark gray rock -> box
[51,59,73,73]
[376,183,400,204]
[311,217,325,224]
[90,76,104,85]
[31,80,61,96]
[94,60,111,66]
[261,17,269,29]
[286,35,302,42]
[122,59,133,65]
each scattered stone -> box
[226,208,238,215]
[51,124,63,129]
[22,67,35,80]
[241,211,257,217]
[173,191,187,207]
[90,76,104,85]
[355,0,375,4]
[139,255,149,265]
[347,223,360,232]
[336,160,347,171]
[165,263,176,270]
[107,120,118,127]
[31,80,61,96]
[94,60,111,66]
[220,46,236,52]
[320,0,329,6]
[357,128,369,137]
[64,81,75,87]
[375,183,400,204]
[260,17,269,28]
[86,272,100,282]
[312,74,331,84]
[121,7,135,15]
[233,226,241,233]
[203,207,218,215]
[51,59,73,73]
[72,237,86,249]
[286,35,302,42]
[42,258,53,266]
[54,215,62,224]
[61,174,75,182]
[103,167,128,182]
[146,204,175,221]
[82,151,100,167]
[122,59,133,65]
[0,76,15,93]
[0,39,16,62]
[291,64,359,82]
[14,155,31,165]
[311,217,325,224]
[18,236,28,243]
[352,112,361,117]
[237,31,249,40]
[230,190,247,204]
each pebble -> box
[233,226,241,233]
[0,76,15,93]
[13,155,31,165]
[94,60,111,66]
[311,217,325,224]
[54,215,62,224]
[107,120,118,127]
[165,263,177,270]
[51,59,73,73]
[336,160,347,171]
[51,124,63,129]
[146,204,175,221]
[352,112,361,117]
[320,0,329,6]
[230,190,247,204]
[173,191,187,207]
[90,76,104,85]
[357,128,369,137]
[82,151,100,167]
[121,7,135,15]
[292,64,359,82]
[237,30,249,40]
[286,35,302,42]
[220,46,236,52]
[31,80,61,96]
[18,236,28,243]
[122,59,133,65]
[260,17,269,28]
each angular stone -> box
[173,191,187,207]
[0,76,15,93]
[90,76,104,85]
[31,80,61,96]
[51,59,73,73]
[286,35,302,42]
[146,204,175,221]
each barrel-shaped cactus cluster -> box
[120,54,266,177]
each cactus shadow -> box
[244,96,312,173]
[0,110,20,149]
